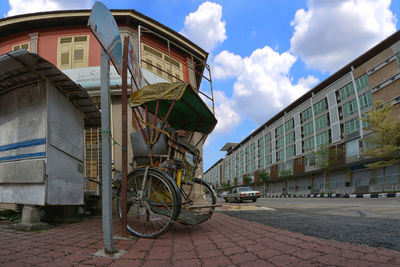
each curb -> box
[263,192,400,198]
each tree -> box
[361,103,400,179]
[243,175,252,185]
[221,182,231,192]
[311,144,343,192]
[258,169,270,195]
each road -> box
[218,197,400,251]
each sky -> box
[3,0,400,171]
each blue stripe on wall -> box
[0,138,46,152]
[0,152,46,162]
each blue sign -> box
[88,1,122,74]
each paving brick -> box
[120,250,146,260]
[201,256,232,267]
[80,257,114,266]
[197,248,223,259]
[312,254,344,265]
[110,259,142,267]
[245,244,269,253]
[362,253,392,263]
[147,246,172,260]
[239,259,270,267]
[16,256,49,265]
[222,246,246,256]
[269,254,302,267]
[216,241,237,249]
[254,248,281,259]
[2,213,400,267]
[142,259,172,267]
[173,259,202,267]
[277,244,298,255]
[133,239,154,251]
[172,250,197,260]
[292,249,320,260]
[230,252,258,265]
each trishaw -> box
[117,82,219,238]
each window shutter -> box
[59,42,72,69]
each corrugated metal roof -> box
[0,50,100,127]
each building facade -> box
[204,31,400,195]
[0,9,212,196]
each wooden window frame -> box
[57,35,90,70]
[12,42,30,51]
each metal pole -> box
[100,48,114,254]
[121,37,129,237]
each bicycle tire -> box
[180,178,217,225]
[117,167,181,239]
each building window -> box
[355,74,369,91]
[344,118,360,135]
[276,125,284,137]
[258,158,264,169]
[343,99,358,117]
[265,155,271,166]
[286,145,295,158]
[277,150,285,161]
[304,137,314,152]
[277,137,284,149]
[315,114,328,131]
[284,119,294,131]
[304,121,314,136]
[302,107,312,122]
[316,131,329,147]
[13,42,30,51]
[285,132,294,145]
[141,43,183,82]
[359,91,373,110]
[258,137,264,158]
[313,99,327,115]
[57,36,89,69]
[265,143,271,153]
[339,83,355,100]
[265,133,271,142]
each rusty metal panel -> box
[293,156,305,175]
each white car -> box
[224,187,261,203]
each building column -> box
[28,32,38,53]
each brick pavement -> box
[1,212,400,266]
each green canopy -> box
[129,82,217,134]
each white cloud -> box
[231,47,318,124]
[7,0,93,17]
[180,1,226,52]
[212,47,318,132]
[213,50,244,79]
[290,0,397,73]
[213,90,240,134]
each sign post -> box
[88,1,123,253]
[100,48,114,253]
[121,37,129,237]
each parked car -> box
[218,191,228,198]
[224,187,261,203]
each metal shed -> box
[0,50,100,206]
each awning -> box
[129,82,217,134]
[0,50,100,127]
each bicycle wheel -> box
[117,167,181,239]
[180,178,217,225]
